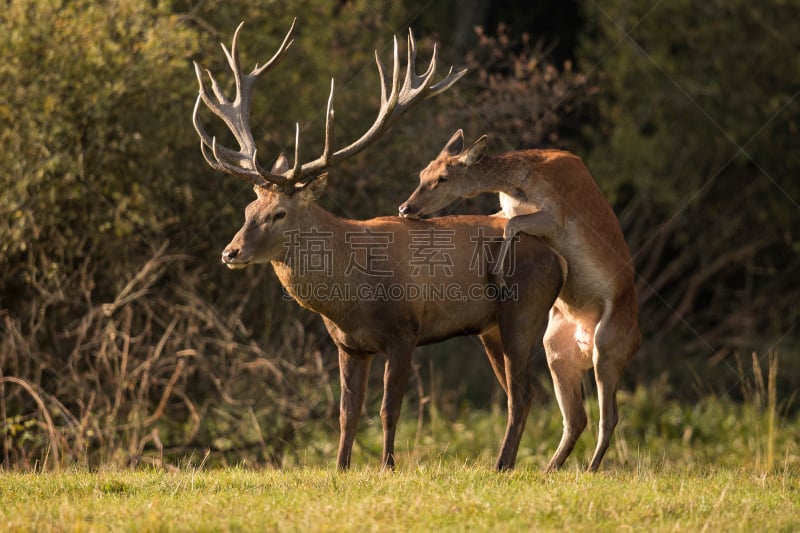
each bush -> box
[577,0,800,394]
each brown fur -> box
[223,186,564,470]
[400,130,641,471]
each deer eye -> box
[436,176,448,185]
[273,211,287,222]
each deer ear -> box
[298,173,328,203]
[441,129,465,157]
[271,153,291,174]
[460,135,487,165]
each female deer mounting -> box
[400,129,641,471]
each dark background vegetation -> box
[1,0,798,469]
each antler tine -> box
[193,20,298,192]
[378,36,402,112]
[399,29,436,99]
[211,137,264,185]
[428,65,469,97]
[192,85,245,166]
[292,80,336,186]
[252,18,296,77]
[295,35,400,179]
[205,136,292,190]
[322,78,335,161]
[397,33,444,109]
[195,86,269,189]
[198,139,226,174]
[291,123,301,179]
[221,22,245,105]
[292,28,465,183]
[333,34,402,152]
[221,20,295,104]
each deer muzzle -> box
[398,202,421,219]
[221,246,249,269]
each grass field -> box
[1,464,798,531]
[2,382,799,532]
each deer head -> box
[221,155,327,269]
[193,20,466,266]
[398,129,487,218]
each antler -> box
[192,20,296,190]
[193,21,467,193]
[291,29,468,185]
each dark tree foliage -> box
[577,0,800,394]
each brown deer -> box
[193,23,564,470]
[398,130,641,471]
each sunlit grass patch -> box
[0,462,798,532]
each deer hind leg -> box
[544,309,589,472]
[479,328,509,396]
[337,350,373,470]
[494,292,551,471]
[492,211,562,278]
[380,346,414,470]
[588,298,640,472]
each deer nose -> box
[221,248,239,263]
[399,202,419,218]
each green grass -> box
[1,464,798,532]
[2,377,799,531]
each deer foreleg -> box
[380,347,413,470]
[337,350,372,470]
[492,211,562,279]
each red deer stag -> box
[399,130,641,471]
[193,23,564,470]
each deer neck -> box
[270,203,354,320]
[471,156,529,202]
